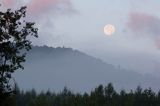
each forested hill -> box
[14,46,160,92]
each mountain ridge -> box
[14,46,160,92]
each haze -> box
[2,0,160,76]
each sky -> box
[1,0,160,76]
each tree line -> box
[4,83,160,106]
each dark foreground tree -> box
[0,6,38,105]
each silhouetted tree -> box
[157,90,160,105]
[134,86,143,106]
[0,6,38,105]
[104,83,117,106]
[93,85,105,106]
[142,88,156,106]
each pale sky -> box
[1,0,160,76]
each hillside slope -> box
[14,46,160,92]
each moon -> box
[104,24,115,36]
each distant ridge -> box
[14,46,160,92]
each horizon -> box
[1,0,160,75]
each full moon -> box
[104,24,115,36]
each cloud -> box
[1,0,74,16]
[27,0,74,15]
[1,0,17,7]
[1,0,75,46]
[28,0,58,13]
[1,0,13,6]
[128,12,160,48]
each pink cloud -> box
[27,0,73,15]
[28,0,58,13]
[1,0,16,7]
[128,12,160,48]
[1,0,73,15]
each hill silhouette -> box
[14,46,160,92]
